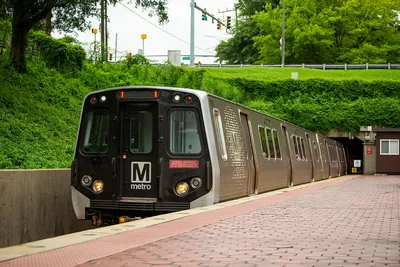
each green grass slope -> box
[206,67,400,81]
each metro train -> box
[71,86,347,224]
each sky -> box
[53,0,238,64]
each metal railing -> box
[185,63,400,70]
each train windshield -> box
[170,110,201,154]
[82,110,110,153]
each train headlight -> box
[173,93,182,102]
[175,182,189,197]
[100,96,107,103]
[92,180,104,194]
[190,177,202,189]
[81,175,92,187]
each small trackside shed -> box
[375,128,400,174]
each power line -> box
[118,2,214,55]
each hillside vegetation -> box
[1,55,400,169]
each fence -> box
[188,63,400,70]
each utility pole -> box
[100,0,105,62]
[234,5,238,30]
[115,33,117,63]
[281,0,285,67]
[190,0,195,66]
[105,0,108,62]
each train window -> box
[82,110,110,153]
[293,135,299,159]
[213,109,228,161]
[130,111,152,153]
[258,126,268,159]
[266,128,275,160]
[272,130,281,159]
[300,138,307,160]
[170,110,201,154]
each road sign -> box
[354,160,361,168]
[182,57,190,60]
[366,147,372,154]
[352,167,357,173]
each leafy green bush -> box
[29,31,86,74]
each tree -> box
[253,0,400,64]
[215,19,260,64]
[215,0,272,64]
[0,0,168,73]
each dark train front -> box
[71,86,212,224]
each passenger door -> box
[120,103,159,199]
[240,113,256,195]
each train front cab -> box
[71,87,213,223]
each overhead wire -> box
[118,2,215,55]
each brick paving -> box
[78,176,400,267]
[1,175,399,267]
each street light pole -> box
[92,28,98,62]
[141,34,147,56]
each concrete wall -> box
[0,169,91,248]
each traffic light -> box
[226,16,231,29]
[109,53,112,61]
[217,22,222,30]
[202,8,207,21]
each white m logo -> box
[131,162,151,183]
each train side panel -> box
[208,96,288,201]
[208,97,249,201]
[284,125,313,185]
[248,111,288,193]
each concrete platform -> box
[0,175,399,267]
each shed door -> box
[240,113,256,195]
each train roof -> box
[86,86,208,98]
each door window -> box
[130,111,153,153]
[293,135,299,159]
[266,128,275,160]
[300,137,307,160]
[272,130,281,159]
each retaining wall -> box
[0,169,91,248]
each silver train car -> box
[71,86,347,224]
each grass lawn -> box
[204,67,400,81]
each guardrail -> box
[187,63,400,70]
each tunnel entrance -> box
[331,137,364,174]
